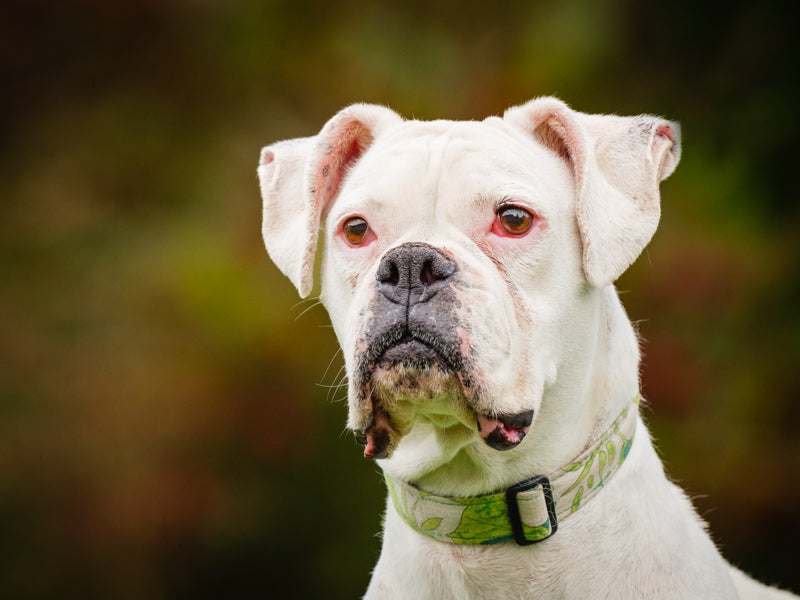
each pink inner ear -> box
[260,150,275,165]
[655,124,675,142]
[343,134,365,164]
[315,123,372,206]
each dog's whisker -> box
[316,349,349,403]
[326,370,350,404]
[289,296,318,312]
[330,394,348,406]
[319,351,348,403]
[332,369,349,390]
[319,347,345,383]
[292,298,324,321]
[315,380,346,389]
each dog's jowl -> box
[258,98,796,599]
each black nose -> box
[376,242,456,305]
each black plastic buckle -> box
[505,475,558,546]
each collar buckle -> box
[505,475,558,546]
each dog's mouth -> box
[378,334,449,369]
[355,333,533,458]
[359,402,534,459]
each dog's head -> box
[259,98,679,460]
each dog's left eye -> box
[342,216,371,246]
[495,206,535,237]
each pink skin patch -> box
[476,412,533,451]
[259,149,274,165]
[655,124,675,142]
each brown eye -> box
[343,216,370,245]
[496,206,534,236]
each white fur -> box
[259,98,796,599]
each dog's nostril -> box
[377,258,401,285]
[420,260,435,286]
[388,263,400,285]
[420,256,455,286]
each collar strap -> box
[384,396,639,546]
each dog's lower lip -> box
[379,337,442,365]
[362,405,393,459]
[476,411,534,451]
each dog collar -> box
[384,396,639,546]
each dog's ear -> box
[258,136,316,297]
[258,104,403,297]
[504,97,681,288]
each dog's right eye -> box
[494,205,535,237]
[342,216,371,246]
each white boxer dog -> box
[258,97,796,599]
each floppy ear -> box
[258,136,316,296]
[504,97,681,288]
[258,104,403,297]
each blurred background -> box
[1,0,798,597]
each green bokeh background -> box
[1,1,798,597]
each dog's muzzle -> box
[373,242,460,368]
[354,243,533,458]
[357,243,462,374]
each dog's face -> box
[259,98,680,460]
[322,120,584,457]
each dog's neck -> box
[380,286,640,498]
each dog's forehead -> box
[336,117,565,215]
[367,117,536,172]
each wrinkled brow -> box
[326,196,386,222]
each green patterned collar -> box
[384,396,639,546]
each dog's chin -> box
[371,338,460,401]
[356,340,462,459]
[355,340,534,459]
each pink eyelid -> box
[491,205,541,238]
[339,215,377,247]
